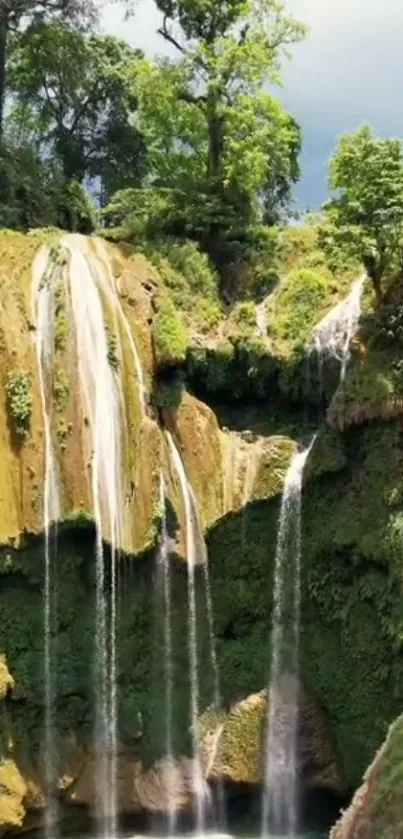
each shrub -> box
[5,371,32,440]
[195,297,222,333]
[153,294,188,368]
[233,301,257,336]
[270,268,328,350]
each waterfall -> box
[166,432,207,833]
[159,472,176,835]
[63,235,125,839]
[310,274,366,383]
[91,238,147,416]
[262,441,314,839]
[33,247,61,836]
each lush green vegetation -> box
[153,293,189,368]
[321,125,403,303]
[4,371,32,441]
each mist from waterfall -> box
[310,274,365,383]
[63,235,126,839]
[262,442,314,839]
[159,472,177,835]
[33,247,61,837]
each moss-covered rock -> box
[199,688,345,795]
[330,714,403,839]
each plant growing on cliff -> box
[321,125,403,303]
[4,371,32,440]
[153,294,188,368]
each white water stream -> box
[262,442,314,838]
[166,432,207,833]
[33,247,61,836]
[310,275,365,383]
[63,235,126,839]
[159,472,177,835]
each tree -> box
[7,22,146,201]
[111,0,305,269]
[322,125,403,303]
[0,0,100,135]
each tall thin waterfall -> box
[159,472,176,835]
[262,442,314,839]
[310,274,365,382]
[63,236,125,839]
[166,432,207,833]
[33,248,61,836]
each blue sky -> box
[102,0,403,210]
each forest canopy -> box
[1,0,402,304]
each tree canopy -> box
[8,22,146,200]
[107,0,305,285]
[321,125,403,302]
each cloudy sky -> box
[101,0,403,210]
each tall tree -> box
[115,0,305,265]
[321,125,403,303]
[0,0,98,135]
[8,22,146,200]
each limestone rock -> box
[0,657,13,701]
[0,759,27,834]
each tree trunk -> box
[206,97,223,179]
[0,17,8,140]
[364,254,383,305]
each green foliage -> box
[322,125,403,302]
[270,268,328,351]
[233,301,257,336]
[53,372,70,412]
[8,22,145,201]
[0,141,59,230]
[4,371,32,441]
[105,324,119,371]
[153,294,189,368]
[106,0,305,282]
[57,180,97,234]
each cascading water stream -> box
[262,442,314,839]
[159,472,176,835]
[91,238,147,416]
[188,486,226,830]
[33,247,61,836]
[166,432,207,833]
[310,274,366,383]
[63,236,125,839]
[262,275,365,837]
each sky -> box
[101,0,403,210]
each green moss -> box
[195,297,222,333]
[372,715,403,819]
[106,323,119,370]
[328,350,403,430]
[153,294,188,368]
[232,301,257,338]
[4,371,32,440]
[54,274,68,353]
[53,371,70,412]
[57,418,71,450]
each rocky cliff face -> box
[0,227,402,834]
